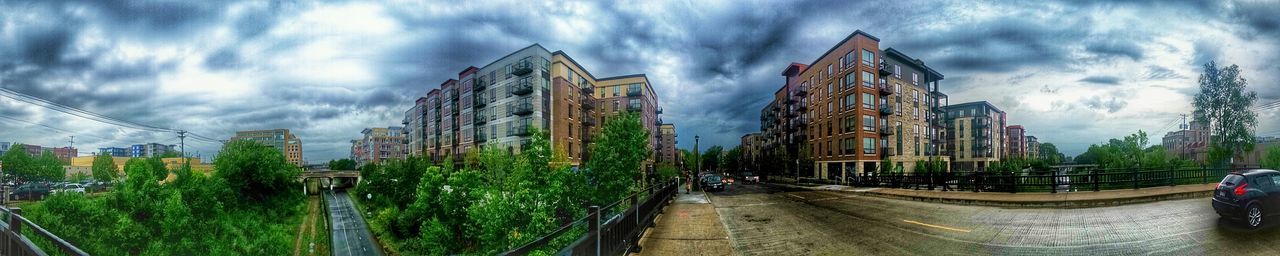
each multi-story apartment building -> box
[98,147,130,157]
[401,44,664,167]
[790,30,886,179]
[1006,125,1027,158]
[740,133,761,172]
[1027,135,1040,160]
[130,143,176,158]
[230,129,304,167]
[594,74,662,169]
[657,124,677,164]
[944,101,1006,171]
[19,144,79,162]
[351,127,406,167]
[1162,121,1209,161]
[880,48,949,172]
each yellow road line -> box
[902,220,971,233]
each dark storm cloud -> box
[1191,40,1221,67]
[1078,76,1121,85]
[1084,38,1145,61]
[1228,0,1280,39]
[896,16,1090,72]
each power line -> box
[0,114,114,141]
[0,87,228,145]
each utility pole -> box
[1180,114,1188,159]
[178,130,187,166]
[68,135,75,157]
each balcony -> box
[784,98,796,104]
[878,85,893,95]
[474,96,487,108]
[879,126,894,136]
[513,102,534,116]
[627,88,642,97]
[475,132,488,142]
[451,107,459,116]
[581,101,595,110]
[785,111,798,118]
[881,147,895,156]
[879,106,894,116]
[655,118,663,126]
[474,114,487,125]
[512,126,532,137]
[794,85,809,97]
[656,107,663,114]
[583,117,597,126]
[512,60,533,76]
[795,104,808,112]
[794,117,809,127]
[449,90,459,100]
[878,61,893,76]
[512,81,533,95]
[474,78,486,91]
[627,104,642,112]
[582,85,594,94]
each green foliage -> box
[656,163,680,181]
[1262,147,1280,170]
[1039,143,1063,164]
[585,111,649,205]
[22,138,303,255]
[1077,130,1200,170]
[701,145,723,172]
[329,158,358,170]
[1192,61,1258,166]
[2,143,34,181]
[91,153,119,182]
[215,139,301,205]
[147,156,168,181]
[723,146,743,174]
[356,126,642,254]
[35,150,66,182]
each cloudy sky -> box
[2,0,1279,163]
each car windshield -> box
[743,172,753,176]
[704,175,722,182]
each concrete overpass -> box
[300,169,361,194]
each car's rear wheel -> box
[1247,204,1264,229]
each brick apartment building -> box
[657,124,677,165]
[230,129,304,167]
[944,101,1006,171]
[350,127,406,167]
[401,44,665,168]
[1006,125,1027,158]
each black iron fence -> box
[502,179,679,256]
[0,207,88,256]
[799,166,1261,193]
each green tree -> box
[1192,61,1259,167]
[680,149,697,173]
[91,154,119,182]
[1039,142,1062,164]
[329,158,357,170]
[36,150,66,182]
[2,144,34,183]
[585,111,650,206]
[723,146,742,174]
[701,145,723,173]
[214,139,301,204]
[656,163,680,181]
[1262,147,1280,170]
[147,156,168,181]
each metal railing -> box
[502,179,679,255]
[806,166,1254,193]
[0,207,88,256]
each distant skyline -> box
[1,0,1278,163]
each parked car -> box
[1213,169,1280,229]
[53,183,87,194]
[701,174,725,192]
[10,183,52,201]
[743,172,760,183]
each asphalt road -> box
[325,190,383,256]
[708,182,1280,255]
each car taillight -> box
[1234,183,1248,196]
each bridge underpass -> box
[301,169,383,256]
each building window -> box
[862,93,875,109]
[843,138,855,155]
[827,102,833,115]
[844,72,856,89]
[844,94,856,110]
[863,115,875,132]
[613,86,620,96]
[838,57,844,69]
[862,71,874,88]
[895,83,901,94]
[863,138,876,154]
[567,71,575,84]
[913,73,919,85]
[844,117,856,133]
[862,49,874,66]
[826,64,832,78]
[613,100,620,111]
[894,65,901,78]
[827,83,833,97]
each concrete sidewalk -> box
[770,182,1216,208]
[633,186,734,256]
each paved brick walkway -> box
[771,182,1217,208]
[634,186,735,256]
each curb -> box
[764,182,1213,209]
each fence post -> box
[973,173,980,193]
[1051,170,1058,194]
[1168,166,1175,187]
[1202,165,1208,184]
[1132,168,1139,190]
[1011,172,1018,194]
[589,205,600,256]
[630,195,640,253]
[1092,169,1100,192]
